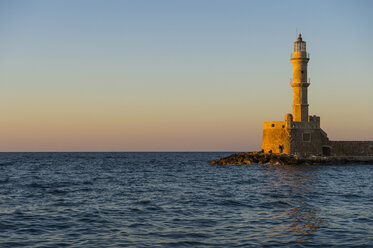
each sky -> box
[0,0,372,152]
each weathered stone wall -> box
[289,128,324,156]
[262,121,291,154]
[292,120,320,129]
[327,141,373,156]
[261,118,373,157]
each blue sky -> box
[0,0,372,151]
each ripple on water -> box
[0,152,372,247]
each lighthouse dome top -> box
[297,34,303,42]
[294,34,307,53]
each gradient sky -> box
[0,0,372,151]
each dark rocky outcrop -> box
[209,152,373,165]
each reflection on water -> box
[264,164,325,242]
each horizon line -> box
[0,151,248,153]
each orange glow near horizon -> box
[0,1,372,151]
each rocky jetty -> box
[209,152,373,166]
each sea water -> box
[0,152,372,247]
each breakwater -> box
[210,152,373,165]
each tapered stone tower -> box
[261,34,325,156]
[290,34,310,122]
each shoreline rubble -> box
[209,152,373,166]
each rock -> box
[209,152,373,166]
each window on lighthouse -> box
[296,43,301,51]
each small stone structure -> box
[262,34,373,157]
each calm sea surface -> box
[0,152,372,247]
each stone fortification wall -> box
[328,141,373,156]
[261,112,373,157]
[291,121,319,129]
[262,121,290,154]
[289,128,324,156]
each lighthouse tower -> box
[290,34,310,122]
[262,33,325,156]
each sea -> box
[0,152,372,247]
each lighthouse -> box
[290,34,310,122]
[261,34,373,157]
[261,33,324,155]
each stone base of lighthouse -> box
[262,114,327,156]
[261,114,373,157]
